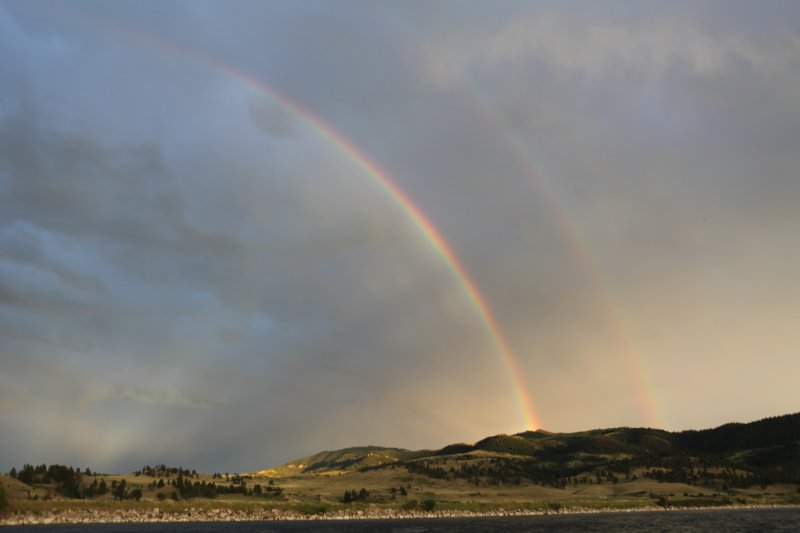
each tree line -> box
[5,464,285,501]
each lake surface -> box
[8,507,800,532]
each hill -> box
[260,412,800,489]
[4,411,799,521]
[252,446,429,477]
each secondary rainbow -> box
[83,17,540,430]
[461,89,665,428]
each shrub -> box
[420,498,436,511]
[401,499,418,510]
[296,503,328,515]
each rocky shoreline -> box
[1,504,796,526]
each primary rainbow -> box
[242,75,541,431]
[84,17,540,430]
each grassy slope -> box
[6,467,799,517]
[253,446,423,477]
[5,413,800,515]
[241,412,800,510]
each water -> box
[8,508,800,532]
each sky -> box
[1,0,799,473]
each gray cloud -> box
[1,1,799,472]
[421,14,800,87]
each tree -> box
[0,484,8,514]
[399,486,407,496]
[343,490,352,503]
[17,465,34,484]
[113,479,127,501]
[130,488,143,501]
[8,468,17,479]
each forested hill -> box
[3,413,798,506]
[675,413,800,453]
[262,413,800,487]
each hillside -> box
[260,413,800,489]
[252,446,429,477]
[4,412,799,522]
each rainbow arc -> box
[83,17,541,430]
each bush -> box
[296,503,328,515]
[401,499,418,510]
[420,498,436,511]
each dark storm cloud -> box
[1,1,799,472]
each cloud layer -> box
[1,1,799,472]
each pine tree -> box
[0,484,8,513]
[113,479,127,501]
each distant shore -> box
[3,503,798,526]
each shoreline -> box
[2,503,798,526]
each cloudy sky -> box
[2,0,799,473]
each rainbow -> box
[461,90,665,429]
[79,16,540,430]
